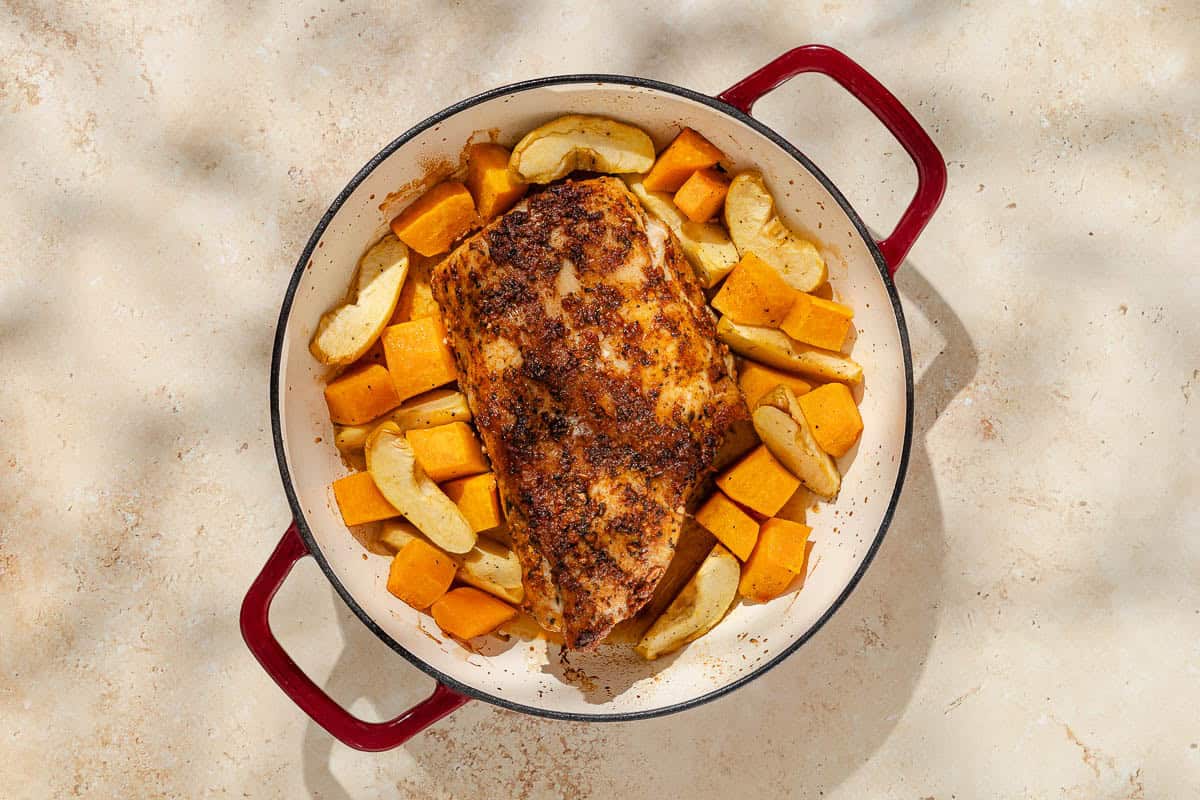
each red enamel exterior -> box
[239,522,470,752]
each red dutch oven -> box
[242,44,946,751]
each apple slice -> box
[310,234,410,365]
[635,543,740,660]
[364,422,476,553]
[752,386,841,499]
[510,115,655,183]
[724,173,827,292]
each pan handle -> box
[240,521,470,752]
[718,45,947,275]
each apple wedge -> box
[365,422,476,553]
[635,543,740,660]
[458,538,524,604]
[510,115,655,183]
[752,386,841,499]
[724,173,827,292]
[717,317,862,384]
[310,234,410,365]
[625,176,740,287]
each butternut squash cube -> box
[441,472,503,533]
[381,316,458,402]
[716,444,801,517]
[737,361,812,408]
[466,143,528,219]
[332,471,400,526]
[738,517,812,602]
[694,491,760,561]
[390,253,441,324]
[780,292,854,351]
[797,382,863,457]
[711,252,797,327]
[673,167,730,223]
[386,538,457,609]
[389,181,479,257]
[405,421,489,482]
[431,586,517,639]
[643,128,725,192]
[324,363,402,425]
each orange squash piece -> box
[431,586,517,639]
[324,363,402,425]
[381,316,458,402]
[673,167,730,223]
[797,382,863,457]
[643,128,726,192]
[716,445,801,517]
[737,361,812,408]
[332,471,400,525]
[711,252,797,327]
[389,181,479,257]
[738,517,812,602]
[693,491,760,561]
[386,539,458,609]
[405,421,489,482]
[390,253,441,324]
[780,292,854,351]
[441,472,503,532]
[466,143,528,219]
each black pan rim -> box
[268,73,915,724]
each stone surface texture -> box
[1,1,1197,797]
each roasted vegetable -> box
[625,176,739,287]
[431,587,517,639]
[724,173,826,291]
[711,252,797,327]
[717,317,863,384]
[323,363,402,425]
[441,472,503,533]
[390,181,479,257]
[364,422,476,553]
[752,386,841,499]
[797,382,864,457]
[738,518,811,603]
[387,538,457,609]
[510,115,655,183]
[780,292,854,351]
[673,167,730,223]
[310,234,410,366]
[694,491,760,561]
[381,316,458,401]
[404,421,489,483]
[716,444,801,517]
[331,471,400,526]
[737,361,812,408]
[635,544,740,660]
[466,142,528,219]
[643,128,725,193]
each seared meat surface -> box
[432,177,744,649]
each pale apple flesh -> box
[716,316,863,384]
[752,386,841,499]
[724,173,827,292]
[510,115,656,183]
[635,544,740,660]
[310,234,409,366]
[364,422,476,553]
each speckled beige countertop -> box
[2,1,1198,797]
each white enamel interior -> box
[275,81,909,719]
